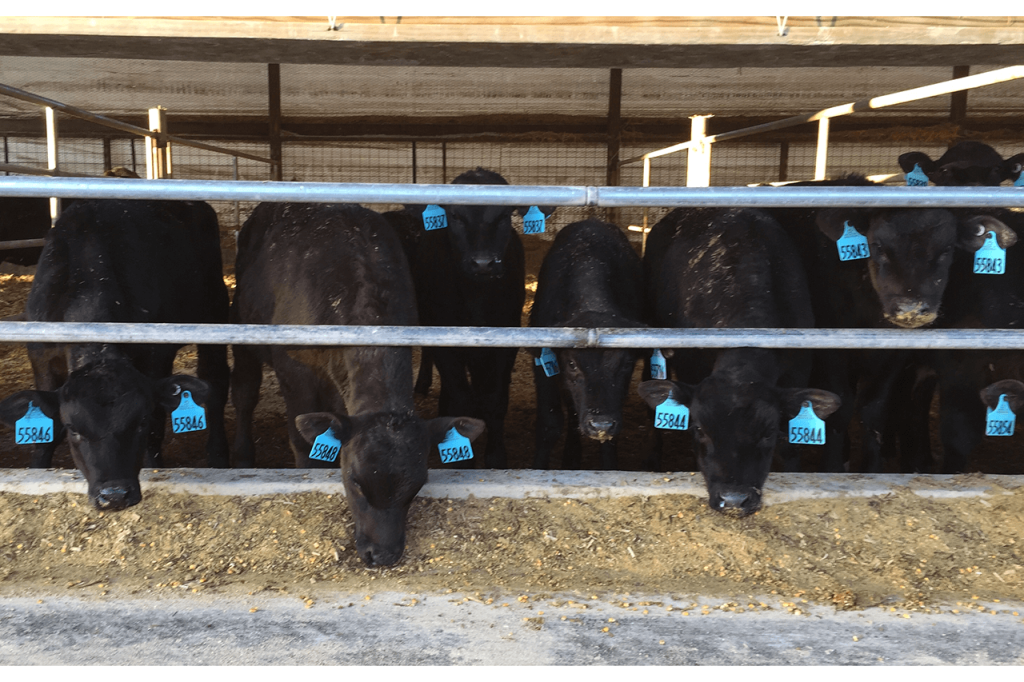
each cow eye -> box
[64,427,81,441]
[1014,163,1022,173]
[567,360,577,371]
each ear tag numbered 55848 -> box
[422,204,447,231]
[309,428,342,462]
[15,401,53,445]
[986,394,1016,437]
[439,427,474,464]
[836,221,870,262]
[171,390,207,434]
[905,163,930,187]
[534,347,559,377]
[650,349,668,380]
[788,401,825,445]
[522,206,546,234]
[654,397,689,431]
[974,231,1006,275]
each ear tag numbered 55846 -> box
[788,401,826,445]
[171,390,207,434]
[439,427,474,464]
[15,401,53,445]
[650,349,668,380]
[654,397,689,431]
[534,347,559,377]
[836,221,870,262]
[986,394,1016,437]
[309,428,342,462]
[905,163,930,187]
[422,204,447,231]
[974,231,1006,275]
[522,206,546,234]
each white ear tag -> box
[534,348,559,377]
[422,204,447,231]
[171,390,207,434]
[974,231,1006,275]
[650,349,668,380]
[654,397,689,430]
[522,206,546,234]
[309,428,342,462]
[905,163,930,187]
[15,401,54,444]
[836,221,870,261]
[439,427,474,464]
[788,401,825,445]
[985,394,1016,437]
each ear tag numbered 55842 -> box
[986,394,1016,437]
[309,428,342,462]
[171,390,207,434]
[788,401,826,445]
[439,427,474,464]
[422,204,447,231]
[654,397,689,431]
[836,221,870,262]
[534,347,559,377]
[974,231,1006,275]
[650,349,668,380]
[905,163,930,187]
[522,206,546,234]
[15,401,53,445]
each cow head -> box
[816,208,1016,328]
[296,411,484,568]
[0,358,211,511]
[639,374,840,516]
[898,141,1009,186]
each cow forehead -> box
[872,209,956,237]
[449,204,511,227]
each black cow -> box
[0,198,50,267]
[639,208,841,515]
[0,199,230,510]
[898,140,1022,187]
[230,202,485,567]
[529,219,646,470]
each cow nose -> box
[361,546,403,568]
[588,419,615,432]
[95,486,130,510]
[719,491,750,509]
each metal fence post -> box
[686,115,713,187]
[814,117,830,181]
[147,106,170,179]
[45,106,60,224]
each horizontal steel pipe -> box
[0,322,1023,351]
[0,238,46,251]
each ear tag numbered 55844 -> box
[309,428,342,462]
[654,397,689,431]
[535,347,559,377]
[422,204,447,231]
[788,401,826,445]
[836,221,870,262]
[15,401,53,445]
[650,349,668,380]
[171,390,207,434]
[439,427,474,464]
[905,163,930,187]
[986,394,1016,437]
[974,231,1006,275]
[522,206,546,234]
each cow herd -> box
[0,141,1022,567]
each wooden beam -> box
[950,65,971,147]
[268,63,282,181]
[606,68,622,188]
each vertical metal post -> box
[147,106,169,179]
[411,141,417,184]
[949,65,971,147]
[130,137,137,175]
[233,156,240,227]
[686,115,713,187]
[45,106,60,223]
[268,63,283,181]
[814,117,830,181]
[2,136,8,176]
[606,68,623,225]
[102,137,112,173]
[441,141,447,183]
[641,156,651,255]
[778,141,790,182]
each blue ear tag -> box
[422,204,447,231]
[438,427,474,464]
[534,347,559,377]
[171,390,206,434]
[905,163,930,187]
[309,427,342,462]
[1015,173,1024,188]
[15,401,53,445]
[985,394,1016,437]
[654,397,689,431]
[836,221,870,261]
[522,206,546,234]
[651,349,668,380]
[974,231,1006,275]
[788,401,826,445]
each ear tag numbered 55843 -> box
[905,163,930,187]
[534,347,559,377]
[974,231,1006,275]
[522,206,546,234]
[15,401,53,445]
[171,390,206,434]
[986,394,1016,437]
[654,397,689,431]
[309,428,342,462]
[650,349,668,380]
[439,427,474,464]
[836,221,870,262]
[788,401,826,445]
[422,204,447,231]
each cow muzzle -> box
[709,487,762,517]
[582,416,620,442]
[885,300,938,329]
[92,484,141,511]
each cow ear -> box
[780,388,842,420]
[815,209,866,242]
[980,380,1024,414]
[295,412,353,445]
[154,375,211,412]
[0,390,60,428]
[637,380,694,409]
[898,151,936,176]
[1003,153,1024,183]
[958,215,1017,251]
[427,416,486,445]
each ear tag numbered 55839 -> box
[522,206,546,234]
[788,401,826,445]
[438,427,474,464]
[15,401,53,445]
[650,349,668,380]
[986,394,1016,437]
[654,397,689,431]
[309,428,342,462]
[836,221,870,262]
[422,204,447,231]
[974,231,1006,275]
[905,163,930,187]
[171,390,206,434]
[534,347,559,377]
